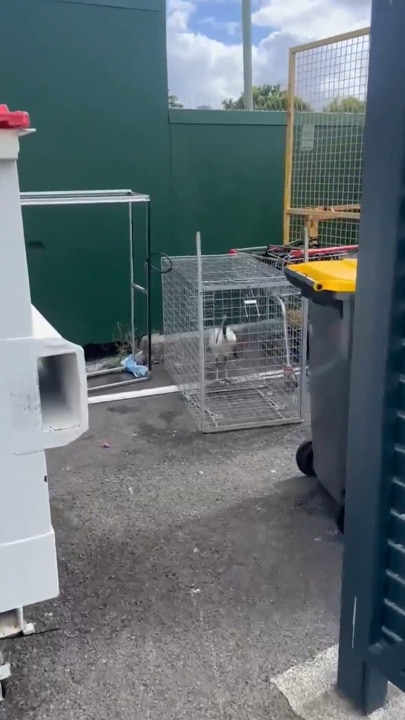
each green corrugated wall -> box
[0,0,288,345]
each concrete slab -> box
[272,644,405,719]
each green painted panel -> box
[0,2,291,344]
[170,109,287,126]
[51,0,164,10]
[169,115,287,256]
[0,0,170,345]
[0,0,364,345]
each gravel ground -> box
[0,383,342,720]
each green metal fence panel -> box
[0,0,171,346]
[293,115,364,246]
[51,0,164,10]
[338,0,405,713]
[169,110,287,256]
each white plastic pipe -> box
[88,384,178,405]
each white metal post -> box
[196,232,206,431]
[242,0,253,111]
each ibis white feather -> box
[208,316,238,381]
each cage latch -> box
[243,298,260,319]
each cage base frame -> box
[186,381,303,434]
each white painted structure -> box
[0,107,88,695]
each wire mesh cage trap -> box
[162,239,304,433]
[284,27,369,248]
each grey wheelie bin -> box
[284,258,357,533]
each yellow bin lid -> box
[286,258,357,293]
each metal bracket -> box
[0,609,34,702]
[243,298,260,319]
[132,282,147,295]
[0,656,11,702]
[0,608,35,639]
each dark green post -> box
[338,0,405,714]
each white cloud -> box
[167,0,195,32]
[199,17,240,38]
[167,0,245,105]
[167,0,372,108]
[252,0,369,39]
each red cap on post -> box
[0,105,30,129]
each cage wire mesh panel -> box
[284,28,369,247]
[162,253,303,432]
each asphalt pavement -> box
[0,383,342,720]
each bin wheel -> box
[336,505,345,534]
[296,440,316,477]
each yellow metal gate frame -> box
[283,27,370,246]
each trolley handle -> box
[285,244,358,260]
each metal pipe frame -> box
[196,231,206,431]
[20,189,150,206]
[289,26,370,55]
[20,189,151,390]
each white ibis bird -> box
[208,315,238,382]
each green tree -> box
[168,93,184,109]
[324,96,366,113]
[222,84,312,111]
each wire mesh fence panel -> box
[284,28,369,247]
[162,254,303,433]
[161,258,203,428]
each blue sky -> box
[166,0,371,108]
